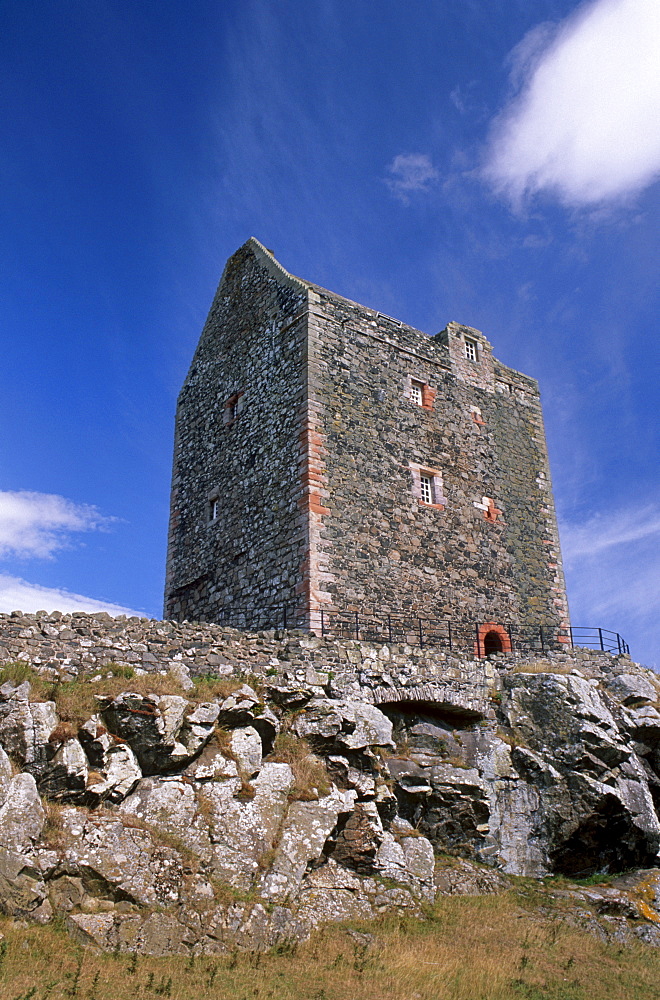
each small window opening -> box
[483,630,504,656]
[209,498,219,522]
[410,380,424,406]
[465,339,477,362]
[420,474,433,505]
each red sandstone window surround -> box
[465,338,478,362]
[474,622,512,657]
[407,376,436,410]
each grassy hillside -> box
[2,888,659,1000]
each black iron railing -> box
[210,605,629,657]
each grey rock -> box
[0,682,57,776]
[259,786,357,902]
[230,727,262,777]
[0,746,13,803]
[266,684,315,709]
[293,699,394,752]
[78,715,142,804]
[38,739,88,802]
[0,773,45,852]
[97,692,213,774]
[0,848,48,917]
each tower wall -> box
[165,240,569,635]
[307,291,568,628]
[164,242,309,622]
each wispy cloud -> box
[483,0,660,207]
[560,505,660,559]
[560,503,660,667]
[0,491,114,560]
[0,574,140,617]
[385,154,439,202]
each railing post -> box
[539,625,545,652]
[448,620,452,651]
[283,604,287,631]
[475,624,481,658]
[507,625,514,653]
[598,627,604,651]
[569,626,574,649]
[617,632,622,655]
[418,618,424,648]
[387,614,392,644]
[355,609,359,640]
[321,609,325,637]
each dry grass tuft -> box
[192,674,242,702]
[511,661,575,675]
[41,799,70,849]
[268,733,331,801]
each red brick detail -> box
[474,622,512,658]
[421,385,436,410]
[484,498,502,522]
[471,410,485,426]
[417,500,445,510]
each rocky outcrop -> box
[1,640,660,954]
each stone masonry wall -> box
[309,285,569,628]
[0,611,636,719]
[165,242,308,622]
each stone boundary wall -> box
[0,611,638,716]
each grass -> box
[268,732,331,800]
[1,891,660,999]
[511,662,575,675]
[0,663,244,732]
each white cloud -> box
[385,154,439,201]
[559,503,660,667]
[560,505,660,559]
[483,0,660,206]
[0,574,141,617]
[0,491,114,560]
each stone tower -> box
[165,238,569,646]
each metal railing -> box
[210,605,629,657]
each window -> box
[465,339,477,362]
[420,474,433,505]
[223,391,245,425]
[410,463,446,508]
[407,377,436,409]
[209,498,219,522]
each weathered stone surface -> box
[38,739,88,802]
[2,622,660,955]
[0,682,57,775]
[259,787,357,902]
[0,773,45,851]
[0,848,48,918]
[500,672,660,875]
[293,699,394,752]
[230,726,262,777]
[201,763,294,889]
[58,809,186,908]
[97,693,214,774]
[434,857,511,895]
[0,745,13,802]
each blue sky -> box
[1,0,659,666]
